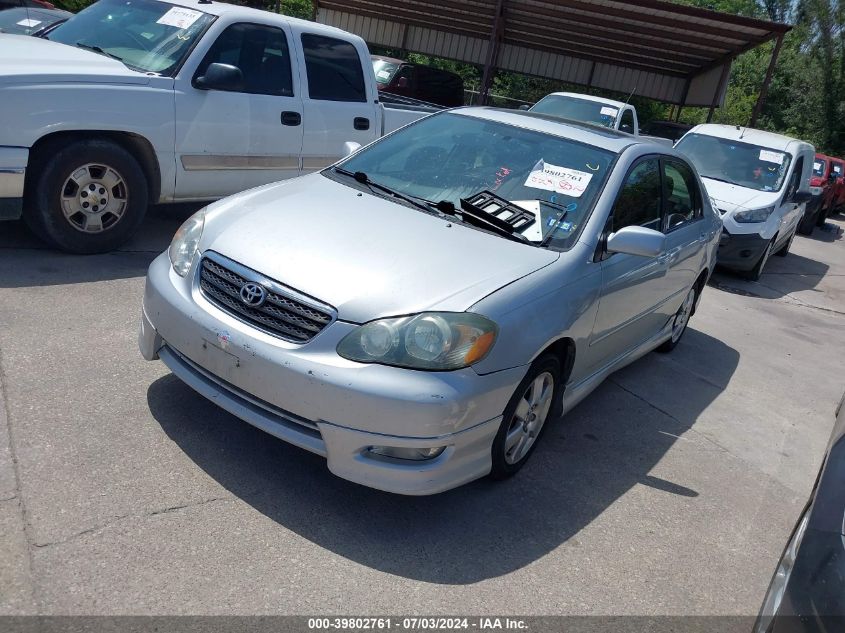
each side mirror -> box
[342,141,361,157]
[518,104,530,111]
[829,172,838,183]
[195,63,244,92]
[395,76,409,89]
[789,190,814,205]
[606,225,666,258]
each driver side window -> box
[611,158,662,233]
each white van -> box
[675,124,814,280]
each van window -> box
[302,34,366,102]
[612,159,662,232]
[195,23,293,96]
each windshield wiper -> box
[333,167,439,215]
[75,42,124,63]
[700,175,737,186]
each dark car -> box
[372,55,464,107]
[0,0,56,10]
[641,120,693,143]
[0,6,70,34]
[755,390,845,632]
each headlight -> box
[168,208,206,277]
[337,312,497,370]
[734,205,775,223]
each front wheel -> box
[743,238,774,281]
[490,355,560,480]
[657,284,697,353]
[24,139,148,253]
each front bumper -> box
[0,146,28,221]
[717,228,769,272]
[139,253,527,495]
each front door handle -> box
[354,117,370,131]
[281,111,301,126]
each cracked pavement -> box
[0,208,843,615]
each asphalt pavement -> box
[0,208,843,615]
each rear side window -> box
[301,33,366,102]
[663,160,702,230]
[196,23,293,97]
[611,159,662,232]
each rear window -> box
[813,159,826,177]
[302,33,366,102]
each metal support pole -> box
[312,0,319,22]
[707,62,731,123]
[750,33,784,127]
[479,0,505,105]
[675,78,691,122]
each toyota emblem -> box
[239,282,266,307]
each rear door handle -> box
[281,111,301,126]
[354,117,370,131]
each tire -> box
[657,283,697,353]
[24,139,148,254]
[815,206,828,228]
[797,209,816,236]
[743,238,774,282]
[774,226,795,257]
[490,354,561,480]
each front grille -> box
[199,254,335,343]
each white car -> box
[675,124,814,280]
[0,0,430,253]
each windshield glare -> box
[531,96,619,129]
[675,133,792,192]
[336,112,615,249]
[46,0,214,75]
[372,59,399,85]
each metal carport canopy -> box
[315,0,791,110]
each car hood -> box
[701,177,781,214]
[0,35,149,86]
[202,174,559,323]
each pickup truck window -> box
[531,95,618,129]
[45,0,214,75]
[333,112,615,250]
[675,133,793,193]
[813,159,826,178]
[194,23,294,97]
[301,33,366,103]
[618,109,635,134]
[372,58,400,85]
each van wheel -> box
[774,227,795,257]
[743,238,774,281]
[25,139,148,253]
[490,355,560,480]
[657,284,696,353]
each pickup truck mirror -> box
[195,63,244,92]
[829,172,838,183]
[789,190,814,205]
[342,141,361,157]
[606,225,666,258]
[394,76,409,89]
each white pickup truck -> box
[0,0,430,252]
[528,92,671,146]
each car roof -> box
[687,123,813,153]
[453,107,666,155]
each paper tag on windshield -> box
[814,161,822,170]
[156,7,202,29]
[759,149,784,165]
[600,106,618,117]
[524,160,593,197]
[16,18,41,27]
[376,70,391,79]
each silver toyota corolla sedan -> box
[139,108,721,495]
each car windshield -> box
[0,8,63,34]
[813,159,827,178]
[45,0,214,75]
[675,133,793,192]
[334,112,615,250]
[530,95,619,129]
[372,58,399,85]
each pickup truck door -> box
[295,31,380,172]
[173,21,304,199]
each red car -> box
[800,153,842,234]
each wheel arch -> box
[25,130,161,204]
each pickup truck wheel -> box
[490,355,560,480]
[25,140,148,253]
[797,209,816,235]
[657,284,696,353]
[815,206,828,227]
